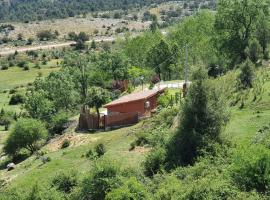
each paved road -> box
[0,36,116,56]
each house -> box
[104,88,166,117]
[78,88,166,131]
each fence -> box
[105,112,139,129]
[78,108,138,131]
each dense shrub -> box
[238,59,255,89]
[231,145,270,194]
[144,147,166,177]
[95,143,106,157]
[9,93,25,105]
[166,67,229,166]
[61,139,70,149]
[0,109,13,131]
[51,170,78,193]
[106,177,150,200]
[50,111,69,134]
[80,159,121,200]
[4,118,48,156]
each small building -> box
[104,88,166,117]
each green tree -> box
[25,91,54,121]
[146,39,173,80]
[91,40,97,49]
[245,39,262,63]
[33,71,79,111]
[215,0,269,66]
[256,18,270,59]
[4,118,48,155]
[238,59,255,89]
[36,30,55,41]
[86,87,110,128]
[166,67,229,166]
[74,32,89,50]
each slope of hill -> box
[0,0,171,22]
[1,66,270,196]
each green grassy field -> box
[0,123,146,191]
[0,61,60,92]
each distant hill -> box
[0,0,171,22]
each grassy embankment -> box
[1,66,270,192]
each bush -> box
[95,143,106,157]
[106,177,150,200]
[4,118,48,156]
[157,90,171,108]
[238,59,255,89]
[9,94,25,105]
[81,159,121,200]
[144,147,166,177]
[86,149,95,159]
[51,170,78,193]
[23,65,30,71]
[17,61,27,68]
[1,65,8,70]
[231,145,270,194]
[61,139,70,149]
[50,111,69,134]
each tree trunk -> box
[96,107,100,129]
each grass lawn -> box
[0,63,60,92]
[0,126,8,153]
[0,123,146,192]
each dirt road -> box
[0,36,116,56]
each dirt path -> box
[0,36,116,56]
[0,31,168,56]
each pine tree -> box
[166,67,229,166]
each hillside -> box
[0,0,270,199]
[0,0,170,22]
[1,66,270,197]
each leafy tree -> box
[146,39,173,80]
[256,17,270,59]
[238,59,255,89]
[74,32,89,50]
[0,109,13,131]
[86,87,110,128]
[245,39,262,63]
[150,14,159,32]
[215,0,269,66]
[91,40,97,49]
[98,52,130,80]
[166,67,229,166]
[50,111,69,134]
[36,30,56,41]
[4,118,48,155]
[25,91,55,121]
[128,66,152,87]
[32,71,80,111]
